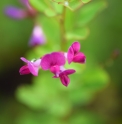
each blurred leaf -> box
[48,98,72,117]
[81,0,91,4]
[52,2,63,14]
[69,111,105,124]
[30,0,47,12]
[68,65,109,104]
[16,71,72,117]
[44,8,56,17]
[65,8,75,31]
[30,0,56,17]
[40,16,60,46]
[82,66,109,91]
[69,0,83,10]
[65,27,89,40]
[76,0,107,27]
[16,110,62,124]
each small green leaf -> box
[77,1,107,27]
[82,67,109,91]
[66,27,89,40]
[69,0,83,10]
[30,0,56,17]
[52,2,63,14]
[44,8,56,17]
[81,0,91,4]
[29,0,47,12]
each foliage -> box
[0,0,112,124]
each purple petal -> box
[60,69,76,75]
[73,52,86,63]
[41,54,52,70]
[41,52,65,70]
[71,41,80,54]
[28,62,39,76]
[50,65,60,74]
[4,6,27,19]
[20,57,28,63]
[67,46,74,64]
[51,52,66,66]
[29,26,46,47]
[19,65,30,75]
[59,74,70,87]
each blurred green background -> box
[0,0,122,124]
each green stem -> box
[60,6,67,51]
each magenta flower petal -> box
[28,62,38,76]
[67,46,74,64]
[73,52,86,63]
[41,52,65,70]
[67,41,86,64]
[19,65,30,75]
[50,65,60,74]
[29,26,46,47]
[41,54,52,70]
[59,74,70,87]
[20,57,41,76]
[59,69,76,87]
[60,69,76,75]
[72,41,80,54]
[20,57,28,63]
[51,52,65,66]
[4,6,27,19]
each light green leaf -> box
[69,0,83,10]
[77,1,107,27]
[82,66,109,91]
[40,16,61,47]
[69,111,105,124]
[29,0,47,12]
[68,66,109,104]
[81,0,91,4]
[65,8,75,31]
[30,0,56,17]
[44,8,56,17]
[66,27,89,40]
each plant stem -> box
[60,6,67,51]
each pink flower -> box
[29,25,46,47]
[41,52,65,73]
[67,41,86,64]
[41,52,75,87]
[19,57,41,76]
[4,0,37,19]
[53,67,76,87]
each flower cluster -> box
[4,0,46,47]
[19,42,86,87]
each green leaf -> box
[40,16,61,47]
[68,66,109,105]
[65,27,89,40]
[81,0,91,4]
[69,0,83,10]
[82,66,109,91]
[76,1,107,27]
[29,0,47,12]
[69,111,105,124]
[30,0,56,17]
[65,8,75,31]
[52,2,63,14]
